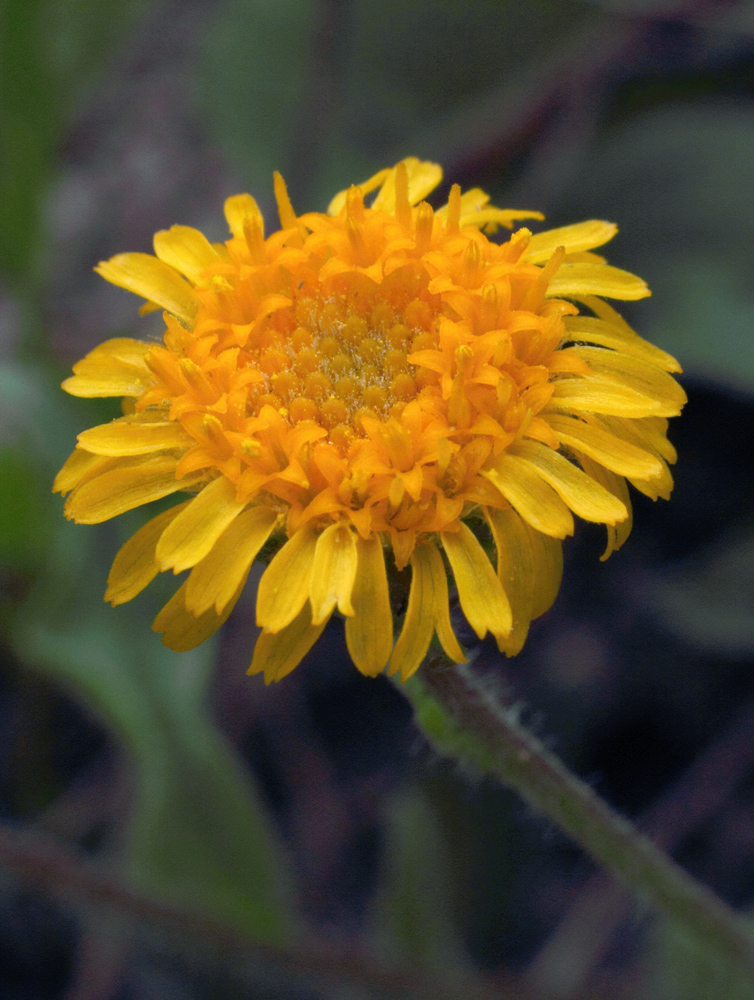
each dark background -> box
[1,0,754,997]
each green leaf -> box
[555,104,754,394]
[644,527,754,657]
[197,0,592,210]
[371,789,467,969]
[12,518,290,942]
[0,448,52,570]
[650,921,754,1000]
[0,0,150,282]
[198,0,318,193]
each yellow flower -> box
[55,158,685,683]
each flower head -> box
[55,158,685,682]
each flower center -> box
[253,281,441,452]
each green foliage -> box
[12,511,290,941]
[646,526,754,657]
[0,448,51,570]
[558,105,754,394]
[198,0,319,195]
[0,0,149,281]
[371,789,467,969]
[652,921,754,1000]
[197,0,592,209]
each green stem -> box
[402,658,754,977]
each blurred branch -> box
[0,822,514,1000]
[404,661,754,983]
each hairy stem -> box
[403,659,754,978]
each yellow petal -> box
[345,535,393,677]
[156,475,247,573]
[524,221,618,264]
[601,414,677,464]
[546,413,663,479]
[484,454,575,538]
[564,316,680,373]
[508,440,628,525]
[53,448,115,494]
[388,545,436,682]
[77,417,191,456]
[576,295,682,372]
[153,578,243,652]
[575,453,633,559]
[105,501,189,605]
[424,542,466,665]
[569,346,687,417]
[249,602,327,683]
[256,525,318,632]
[485,506,563,655]
[547,263,649,301]
[441,524,512,642]
[95,253,198,322]
[153,226,220,283]
[64,455,196,524]
[371,158,443,211]
[328,168,390,215]
[224,193,265,237]
[548,376,670,418]
[526,522,564,620]
[309,523,358,625]
[628,456,674,501]
[346,535,393,677]
[185,505,277,615]
[62,337,152,398]
[485,506,535,655]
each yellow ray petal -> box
[249,602,328,683]
[601,414,677,464]
[424,542,466,665]
[508,440,628,525]
[156,475,247,573]
[628,456,674,501]
[64,455,198,524]
[185,506,278,615]
[485,506,535,655]
[77,417,191,456]
[484,454,575,538]
[441,524,512,642]
[526,523,564,620]
[574,295,682,373]
[153,225,220,283]
[575,453,633,559]
[345,535,393,677]
[547,263,649,301]
[62,338,152,398]
[486,507,564,655]
[153,578,243,652]
[328,168,391,215]
[548,377,671,418]
[95,253,198,322]
[524,221,617,264]
[309,522,358,625]
[53,448,116,494]
[256,524,318,632]
[546,413,663,479]
[105,501,189,605]
[569,347,687,416]
[371,158,443,211]
[224,193,265,238]
[388,545,436,681]
[564,316,680,373]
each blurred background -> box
[2,0,754,997]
